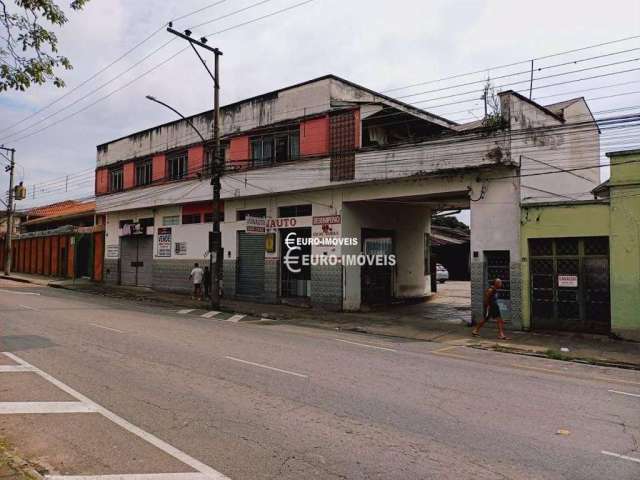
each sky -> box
[0,0,639,223]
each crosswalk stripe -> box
[201,311,221,318]
[177,309,195,314]
[226,314,245,323]
[0,401,98,414]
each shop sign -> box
[312,215,341,225]
[157,227,172,257]
[175,242,187,255]
[265,217,297,229]
[246,215,266,234]
[106,245,119,258]
[558,275,578,288]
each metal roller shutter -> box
[237,232,265,297]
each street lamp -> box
[145,95,206,144]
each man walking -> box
[189,262,204,300]
[472,278,510,340]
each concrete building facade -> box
[95,75,601,328]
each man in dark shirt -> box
[472,278,510,340]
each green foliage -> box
[0,0,89,91]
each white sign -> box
[246,215,266,234]
[157,227,172,257]
[106,245,119,258]
[558,275,578,288]
[175,242,187,255]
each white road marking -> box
[177,309,195,314]
[608,389,640,398]
[3,352,230,479]
[225,355,308,378]
[334,338,397,352]
[226,314,245,323]
[201,311,221,318]
[0,365,34,372]
[89,323,125,334]
[45,474,214,480]
[0,401,98,414]
[601,450,640,464]
[18,304,39,310]
[0,289,40,295]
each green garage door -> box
[237,231,265,297]
[530,237,610,333]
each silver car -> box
[436,263,449,283]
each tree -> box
[481,77,506,131]
[0,0,89,92]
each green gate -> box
[529,237,610,333]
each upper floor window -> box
[109,167,123,192]
[162,215,179,226]
[204,211,225,223]
[250,130,299,167]
[136,159,153,186]
[182,213,201,224]
[237,208,266,221]
[168,152,188,180]
[278,204,312,217]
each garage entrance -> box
[529,237,610,333]
[120,236,153,287]
[237,231,265,297]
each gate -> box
[529,237,610,333]
[237,231,265,297]
[361,229,394,305]
[120,236,153,287]
[280,228,311,298]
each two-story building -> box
[95,75,601,330]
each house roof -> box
[498,90,565,122]
[23,200,95,224]
[544,98,582,116]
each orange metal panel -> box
[43,237,51,276]
[36,237,44,274]
[51,236,59,276]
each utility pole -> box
[166,25,223,309]
[1,146,16,276]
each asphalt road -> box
[0,278,639,479]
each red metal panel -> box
[300,116,330,157]
[188,145,204,177]
[93,232,104,281]
[123,161,135,189]
[228,136,249,166]
[36,237,44,274]
[152,154,166,182]
[67,237,74,278]
[51,236,59,276]
[30,238,36,273]
[95,168,109,195]
[43,237,51,276]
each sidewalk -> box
[3,273,639,369]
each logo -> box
[283,232,302,273]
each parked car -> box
[436,263,449,283]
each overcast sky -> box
[0,0,639,217]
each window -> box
[237,208,266,221]
[204,211,224,223]
[119,219,134,228]
[182,213,201,224]
[162,215,180,226]
[278,204,311,217]
[136,159,153,186]
[250,130,299,167]
[139,217,154,228]
[168,152,188,180]
[109,167,123,192]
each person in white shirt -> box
[189,263,204,300]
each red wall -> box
[300,116,329,157]
[188,145,204,177]
[123,162,135,189]
[152,154,166,182]
[353,108,361,149]
[229,136,249,166]
[95,168,109,195]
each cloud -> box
[0,0,638,210]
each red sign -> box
[266,217,297,229]
[312,215,341,225]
